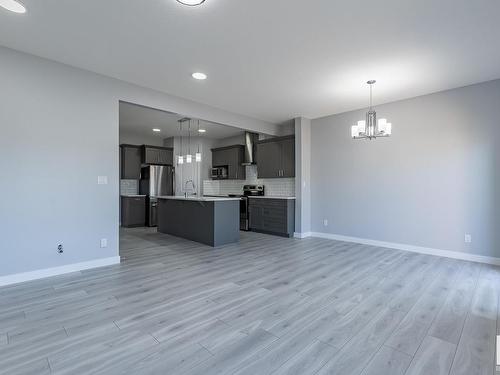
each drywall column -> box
[294,117,312,237]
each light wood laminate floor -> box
[0,228,499,375]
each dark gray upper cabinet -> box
[211,145,246,180]
[256,135,295,178]
[142,146,173,165]
[280,137,295,178]
[255,141,281,178]
[120,145,142,179]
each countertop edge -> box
[247,196,296,200]
[158,196,242,202]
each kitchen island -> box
[157,196,241,247]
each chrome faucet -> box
[184,179,196,198]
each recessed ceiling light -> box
[177,0,205,6]
[153,128,161,132]
[192,72,207,80]
[198,129,206,133]
[0,0,26,13]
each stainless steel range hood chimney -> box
[242,132,259,165]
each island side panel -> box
[158,199,215,246]
[213,200,240,246]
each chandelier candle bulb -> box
[378,118,387,132]
[186,154,192,164]
[351,126,359,138]
[357,120,366,134]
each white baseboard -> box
[310,232,500,266]
[0,256,121,287]
[294,232,312,239]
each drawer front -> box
[248,198,287,207]
[262,217,287,233]
[261,206,286,218]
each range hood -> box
[242,132,259,165]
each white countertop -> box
[158,196,241,202]
[203,194,241,198]
[248,196,296,200]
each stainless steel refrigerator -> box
[139,165,175,227]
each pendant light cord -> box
[369,83,373,110]
[197,120,201,153]
[188,120,191,155]
[179,121,183,157]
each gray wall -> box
[311,79,500,258]
[119,130,165,147]
[213,134,246,148]
[0,46,277,277]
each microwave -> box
[211,166,228,180]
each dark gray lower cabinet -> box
[157,198,240,246]
[248,198,295,237]
[121,196,146,227]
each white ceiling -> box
[1,0,500,123]
[120,101,245,140]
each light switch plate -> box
[100,238,108,248]
[464,233,472,243]
[97,176,108,185]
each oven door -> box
[240,197,249,231]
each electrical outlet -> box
[100,238,108,248]
[57,244,64,253]
[464,234,472,243]
[323,219,328,227]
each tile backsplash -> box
[203,165,295,197]
[120,179,139,195]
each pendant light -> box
[177,121,184,165]
[186,119,192,163]
[195,119,202,162]
[351,80,392,140]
